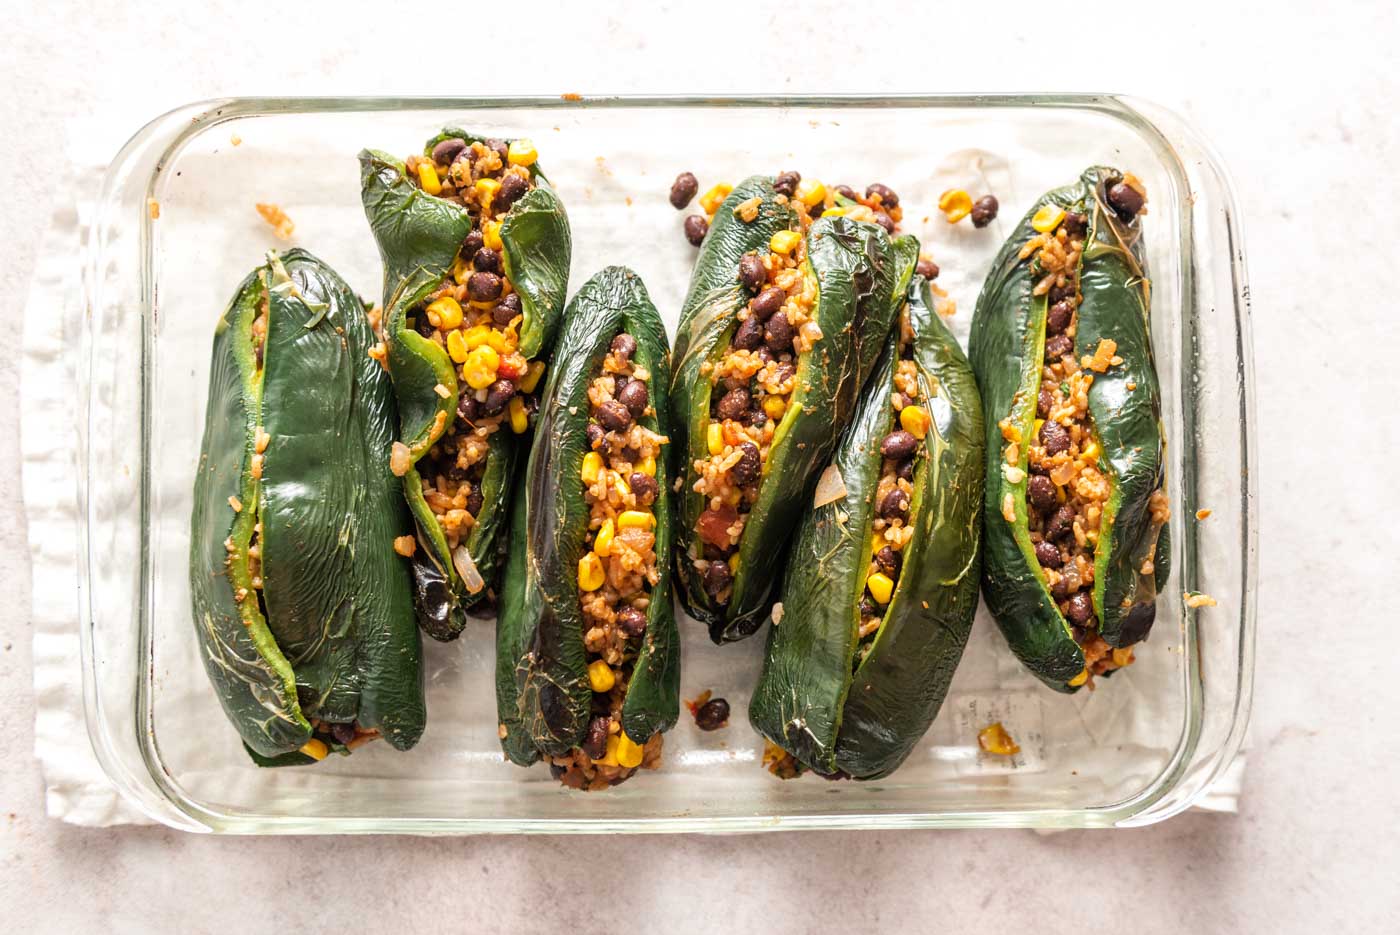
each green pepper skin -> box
[968,166,1168,692]
[189,249,425,763]
[669,176,898,644]
[496,267,679,764]
[750,258,984,779]
[358,130,571,640]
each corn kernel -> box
[428,296,463,331]
[594,518,615,557]
[578,552,605,592]
[699,183,733,214]
[769,229,801,255]
[507,139,537,167]
[588,659,615,692]
[299,739,329,761]
[618,510,653,529]
[614,475,631,499]
[616,732,645,768]
[900,405,930,440]
[1112,647,1134,668]
[446,329,469,363]
[1031,205,1067,233]
[463,345,501,390]
[728,552,741,574]
[1068,668,1090,687]
[417,162,442,196]
[508,396,528,434]
[977,722,1021,756]
[595,733,620,766]
[637,454,656,477]
[451,256,470,284]
[581,452,603,484]
[474,177,500,209]
[821,207,846,217]
[707,422,724,456]
[519,360,546,393]
[938,189,972,223]
[483,219,504,252]
[763,395,787,420]
[1081,440,1100,462]
[867,572,894,605]
[795,178,826,207]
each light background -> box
[1,1,1396,931]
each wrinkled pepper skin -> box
[496,267,679,764]
[669,175,898,644]
[358,129,571,640]
[750,259,984,779]
[189,250,425,765]
[968,166,1169,692]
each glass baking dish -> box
[79,94,1255,834]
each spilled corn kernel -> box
[587,659,615,692]
[699,183,733,214]
[300,739,329,761]
[1068,668,1090,687]
[977,722,1020,756]
[938,189,973,223]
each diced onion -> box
[813,464,847,507]
[453,545,484,594]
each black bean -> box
[586,422,608,453]
[730,442,761,485]
[716,387,752,422]
[492,303,518,327]
[1062,212,1088,237]
[414,313,437,338]
[750,286,785,321]
[482,379,515,415]
[859,596,878,619]
[582,717,610,760]
[873,211,896,234]
[1066,591,1094,625]
[772,361,796,385]
[695,698,730,731]
[1107,182,1145,219]
[865,183,899,208]
[1040,420,1070,456]
[879,488,910,520]
[1037,387,1055,419]
[465,487,484,517]
[1051,578,1069,601]
[739,254,767,292]
[485,138,509,166]
[1045,505,1075,542]
[764,312,794,353]
[596,400,632,432]
[703,560,732,598]
[618,379,649,417]
[755,346,775,365]
[1046,300,1073,335]
[670,172,699,209]
[467,271,502,303]
[457,394,480,421]
[473,247,501,274]
[684,215,708,246]
[549,762,567,780]
[330,722,357,745]
[1027,474,1057,512]
[1044,334,1074,362]
[1028,460,1049,476]
[496,172,529,209]
[629,472,659,506]
[432,137,466,166]
[773,171,800,197]
[834,184,857,201]
[702,544,726,562]
[895,458,915,481]
[617,606,648,638]
[732,315,764,351]
[610,332,637,362]
[498,292,522,314]
[881,430,917,460]
[970,195,999,228]
[875,545,902,577]
[1034,540,1062,569]
[461,230,484,263]
[1048,282,1075,303]
[916,258,940,280]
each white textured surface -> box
[2,1,1397,932]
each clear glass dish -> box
[79,94,1255,833]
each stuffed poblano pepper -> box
[750,246,984,780]
[968,166,1170,692]
[670,173,901,645]
[496,267,678,790]
[189,249,425,766]
[359,130,571,640]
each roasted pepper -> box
[968,166,1170,692]
[359,129,571,640]
[189,249,425,765]
[669,174,899,644]
[750,247,985,779]
[496,267,679,789]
